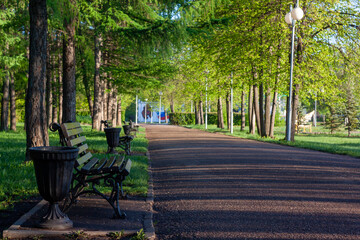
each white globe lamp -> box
[285,12,293,25]
[291,7,304,21]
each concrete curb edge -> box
[144,151,155,240]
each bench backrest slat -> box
[70,136,87,147]
[60,122,91,167]
[65,127,84,137]
[78,143,89,156]
[124,159,132,175]
[61,122,82,137]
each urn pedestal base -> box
[39,203,73,230]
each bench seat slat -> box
[81,157,99,171]
[77,152,92,166]
[93,157,108,170]
[102,156,118,169]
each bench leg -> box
[105,178,126,219]
[61,178,86,213]
[63,174,127,219]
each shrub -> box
[169,112,195,125]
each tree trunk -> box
[253,84,261,135]
[269,91,278,138]
[52,71,58,124]
[10,72,16,131]
[251,104,256,134]
[62,6,76,123]
[217,96,224,129]
[170,95,175,113]
[195,100,200,125]
[107,81,113,121]
[92,34,102,130]
[248,85,254,134]
[52,39,58,123]
[103,55,108,121]
[111,87,117,127]
[264,87,271,137]
[1,71,10,131]
[291,84,300,141]
[241,89,245,131]
[100,78,106,130]
[26,0,49,159]
[116,94,122,127]
[199,100,204,124]
[269,37,282,138]
[58,38,63,123]
[259,83,265,136]
[226,93,230,129]
[46,40,52,126]
[80,48,93,117]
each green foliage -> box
[130,229,146,240]
[274,111,285,127]
[344,88,359,137]
[64,230,87,240]
[76,115,92,125]
[0,124,38,210]
[325,106,342,134]
[107,230,125,240]
[169,113,195,125]
[169,112,252,126]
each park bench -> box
[123,120,139,136]
[101,120,133,155]
[296,124,312,133]
[49,122,132,219]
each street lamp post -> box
[314,93,317,127]
[135,95,138,125]
[151,108,153,123]
[159,92,162,124]
[285,0,304,141]
[145,99,148,124]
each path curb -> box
[144,151,155,240]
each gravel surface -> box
[146,125,360,240]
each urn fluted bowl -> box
[29,146,78,230]
[104,127,122,154]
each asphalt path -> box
[146,125,360,240]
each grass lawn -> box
[185,124,360,158]
[0,123,149,210]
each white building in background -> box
[137,100,167,123]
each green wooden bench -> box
[50,122,132,219]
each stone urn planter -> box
[29,146,78,230]
[104,127,122,154]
